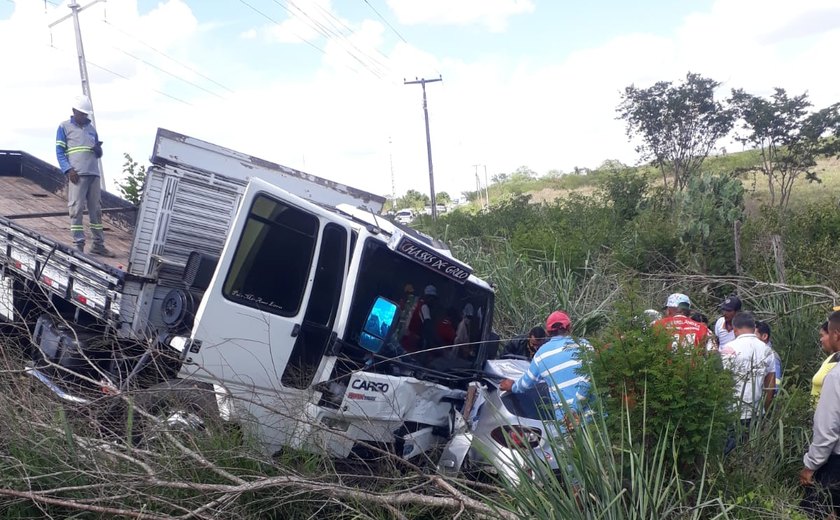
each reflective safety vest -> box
[56,118,100,176]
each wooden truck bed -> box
[0,158,134,270]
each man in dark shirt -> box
[500,326,547,359]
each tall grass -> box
[489,399,735,519]
[453,238,618,338]
[484,383,814,520]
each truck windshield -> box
[343,237,493,375]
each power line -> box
[238,0,329,56]
[102,19,235,94]
[110,45,225,99]
[287,0,392,73]
[306,0,395,75]
[48,7,220,103]
[357,0,442,78]
[360,0,407,44]
[49,44,193,106]
[269,0,389,80]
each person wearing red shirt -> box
[654,293,714,352]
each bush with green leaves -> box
[586,322,737,473]
[674,172,745,274]
[599,167,650,223]
[117,152,147,206]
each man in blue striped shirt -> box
[500,310,591,430]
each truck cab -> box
[172,177,494,458]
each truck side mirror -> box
[359,297,399,353]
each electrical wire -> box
[49,44,193,106]
[278,0,392,79]
[238,0,329,56]
[43,1,231,100]
[310,0,394,65]
[356,0,442,79]
[268,0,386,80]
[110,46,225,99]
[360,0,407,43]
[102,19,235,94]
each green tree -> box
[117,153,146,206]
[730,88,840,211]
[461,190,480,203]
[435,191,451,205]
[490,173,508,184]
[597,159,627,172]
[618,72,734,198]
[394,189,430,210]
[511,166,537,180]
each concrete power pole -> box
[50,0,107,190]
[473,164,490,208]
[404,76,442,220]
[389,137,396,209]
[484,165,490,208]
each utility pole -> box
[473,164,491,208]
[404,76,442,220]
[473,165,481,206]
[389,137,396,210]
[473,164,485,208]
[483,165,490,209]
[50,0,107,190]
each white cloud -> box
[386,0,534,32]
[1,0,839,204]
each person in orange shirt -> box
[654,293,714,352]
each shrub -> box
[599,167,650,223]
[674,173,745,274]
[586,322,737,473]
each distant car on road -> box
[394,209,415,224]
[423,204,448,215]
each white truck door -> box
[183,177,351,409]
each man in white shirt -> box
[720,311,775,421]
[715,295,742,349]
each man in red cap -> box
[500,310,592,431]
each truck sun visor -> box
[387,230,473,284]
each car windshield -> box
[342,237,493,375]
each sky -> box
[1,0,839,202]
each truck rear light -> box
[490,426,542,449]
[14,261,21,269]
[75,294,87,305]
[42,276,53,286]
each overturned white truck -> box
[0,129,495,460]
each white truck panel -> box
[151,128,385,214]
